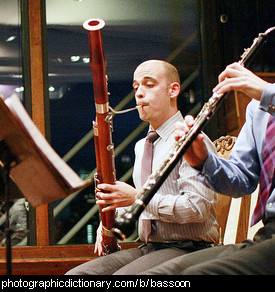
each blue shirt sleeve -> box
[260,83,275,115]
[200,100,264,197]
[199,83,275,220]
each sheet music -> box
[0,94,91,207]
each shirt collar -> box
[149,111,184,142]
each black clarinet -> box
[112,27,275,240]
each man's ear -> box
[168,82,181,98]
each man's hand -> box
[96,181,138,212]
[95,181,137,255]
[213,62,268,100]
[174,116,208,170]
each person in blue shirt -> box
[142,62,275,275]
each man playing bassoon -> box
[66,60,218,275]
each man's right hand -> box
[174,116,208,170]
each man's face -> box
[133,61,171,129]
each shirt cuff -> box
[197,152,218,191]
[260,83,275,115]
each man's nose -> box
[135,86,145,99]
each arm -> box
[201,102,260,197]
[175,63,273,172]
[175,104,260,198]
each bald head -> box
[135,60,180,85]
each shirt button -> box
[268,202,273,208]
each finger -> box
[184,115,195,127]
[227,62,244,71]
[101,204,116,212]
[174,126,203,142]
[217,62,244,84]
[96,199,114,206]
[175,121,185,131]
[214,77,247,95]
[176,120,189,132]
[214,75,240,93]
[97,183,111,191]
[97,183,117,192]
[174,129,185,141]
[192,132,205,145]
[217,62,243,82]
[218,68,241,84]
[96,192,114,200]
[213,79,230,94]
[174,121,188,141]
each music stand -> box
[0,94,92,275]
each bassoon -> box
[83,18,120,254]
[112,26,275,241]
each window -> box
[0,0,29,247]
[46,0,202,245]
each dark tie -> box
[140,130,159,242]
[251,115,275,225]
[140,131,159,185]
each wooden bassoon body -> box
[83,18,119,254]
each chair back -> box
[214,136,235,244]
[213,135,251,245]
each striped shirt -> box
[120,111,219,243]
